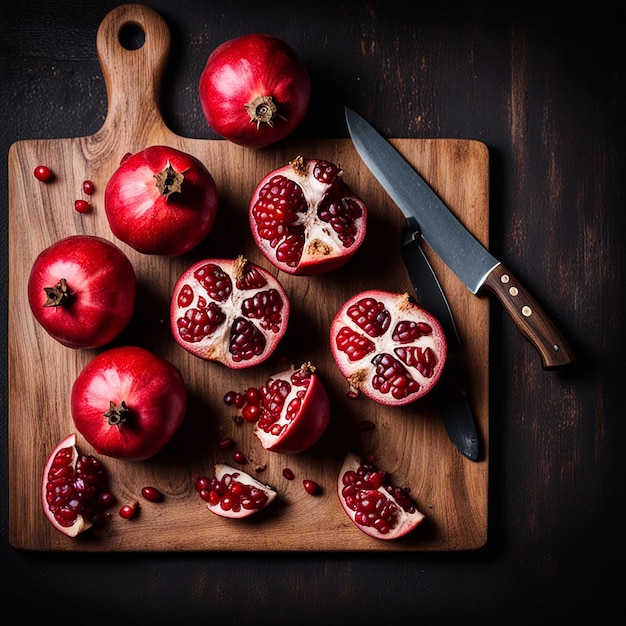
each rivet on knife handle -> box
[482,264,575,369]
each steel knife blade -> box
[401,218,480,461]
[345,106,575,370]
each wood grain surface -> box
[8,4,489,552]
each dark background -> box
[1,0,623,622]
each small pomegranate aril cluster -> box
[194,471,269,514]
[45,446,113,529]
[340,458,416,536]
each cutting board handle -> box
[95,4,174,148]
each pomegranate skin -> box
[199,34,311,149]
[104,145,218,256]
[70,346,188,461]
[27,235,136,349]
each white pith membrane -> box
[206,464,277,519]
[330,290,447,405]
[337,452,425,540]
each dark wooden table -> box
[1,0,622,621]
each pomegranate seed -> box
[233,393,245,408]
[141,486,162,502]
[120,152,132,164]
[74,199,90,213]
[245,387,261,405]
[242,403,261,422]
[302,479,319,495]
[217,437,235,451]
[282,468,295,480]
[223,390,238,405]
[82,179,95,195]
[34,165,52,181]
[119,502,138,519]
[232,451,247,464]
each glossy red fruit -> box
[119,502,138,519]
[330,290,447,406]
[249,156,367,275]
[27,235,136,349]
[338,452,425,540]
[104,145,218,256]
[194,464,277,519]
[70,346,188,461]
[74,199,90,213]
[141,486,163,502]
[42,434,114,537]
[252,362,330,454]
[199,33,310,149]
[170,255,290,369]
[34,165,52,181]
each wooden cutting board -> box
[8,4,489,552]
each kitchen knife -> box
[345,107,575,370]
[401,218,480,461]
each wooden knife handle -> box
[483,263,575,369]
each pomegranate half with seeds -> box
[194,464,277,519]
[338,452,425,540]
[252,362,331,454]
[170,255,290,369]
[330,290,447,406]
[42,434,115,537]
[249,156,367,275]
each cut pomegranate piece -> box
[170,255,290,369]
[337,452,425,540]
[249,156,367,275]
[330,290,447,406]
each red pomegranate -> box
[249,156,367,275]
[199,33,310,148]
[27,235,136,349]
[42,434,115,537]
[104,145,219,256]
[337,452,425,540]
[70,346,188,461]
[330,290,447,406]
[194,465,277,519]
[170,255,290,369]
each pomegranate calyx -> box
[103,400,130,427]
[289,155,307,176]
[245,95,286,129]
[43,278,71,308]
[154,161,184,198]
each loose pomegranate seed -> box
[217,437,235,451]
[34,165,52,181]
[141,486,162,502]
[303,479,319,495]
[223,390,238,405]
[245,387,261,405]
[74,199,90,213]
[119,502,138,519]
[242,403,261,422]
[282,468,295,480]
[232,450,247,464]
[82,179,95,194]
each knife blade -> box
[401,218,480,461]
[345,106,575,370]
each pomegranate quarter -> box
[330,289,447,406]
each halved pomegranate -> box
[248,362,331,454]
[249,156,367,275]
[337,452,425,540]
[193,464,277,519]
[42,434,115,537]
[330,290,447,406]
[170,256,290,369]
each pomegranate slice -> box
[337,452,425,540]
[42,434,114,537]
[170,256,290,369]
[194,464,277,519]
[249,156,367,275]
[330,289,447,406]
[251,362,330,454]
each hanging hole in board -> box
[119,23,146,50]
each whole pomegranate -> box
[104,145,218,256]
[42,434,115,537]
[70,346,188,461]
[338,452,425,540]
[170,255,290,369]
[199,33,310,148]
[330,290,447,406]
[27,235,136,349]
[249,156,367,275]
[194,464,277,519]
